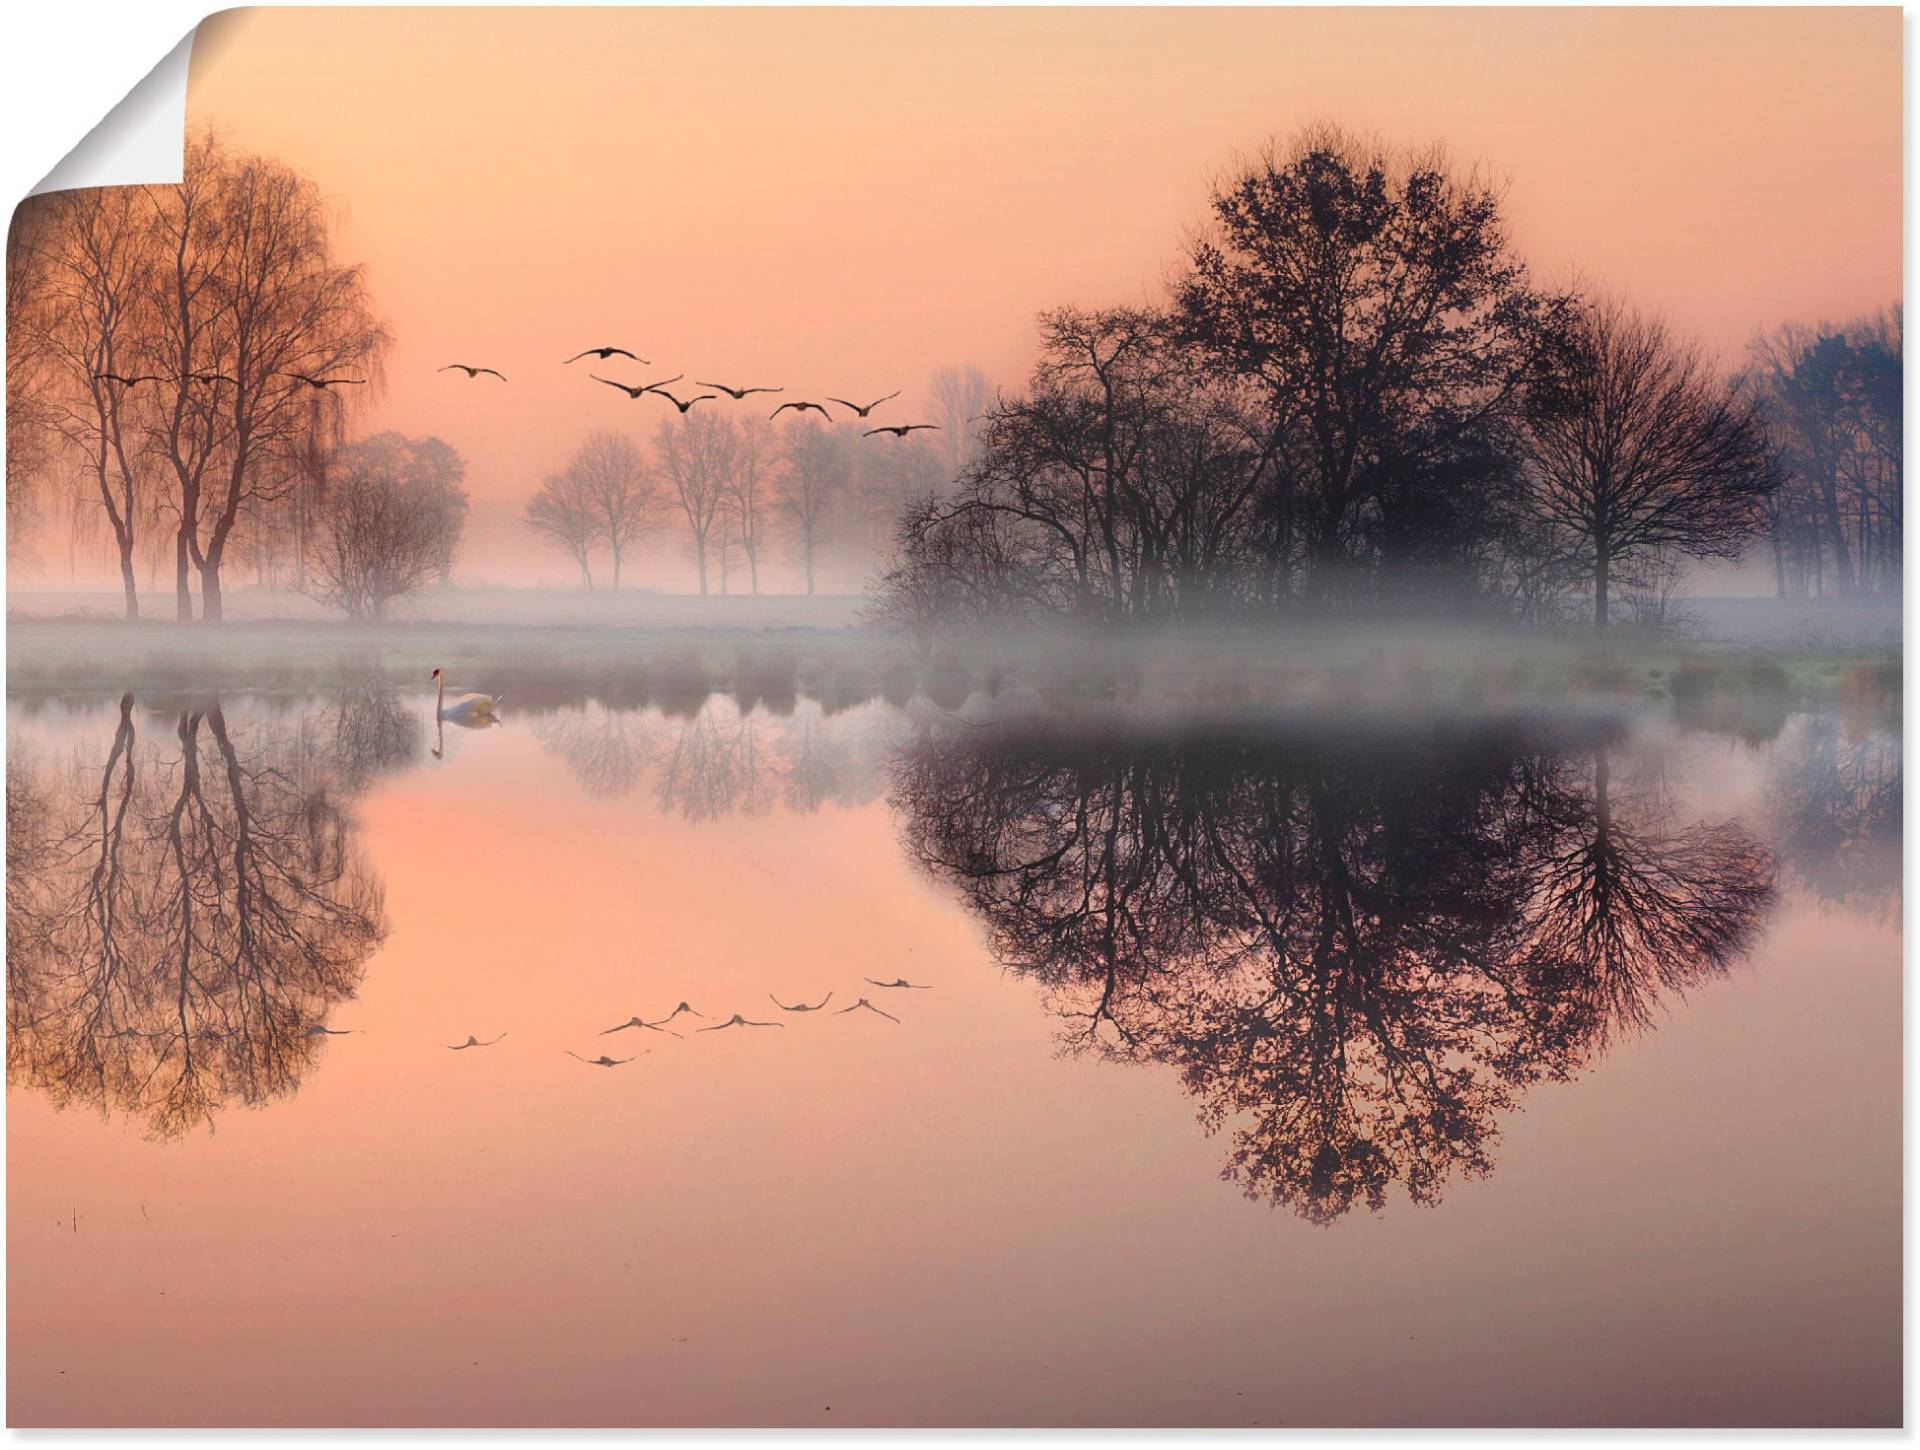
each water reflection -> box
[1768,713,1902,909]
[531,695,889,817]
[6,694,387,1138]
[5,685,1896,1219]
[892,721,1778,1223]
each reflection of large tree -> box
[895,724,1774,1224]
[7,696,387,1138]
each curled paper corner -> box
[28,27,196,198]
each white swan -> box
[431,667,502,723]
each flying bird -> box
[564,346,647,365]
[863,424,940,439]
[600,1015,683,1038]
[697,381,783,399]
[282,371,367,390]
[770,400,834,421]
[304,1025,354,1037]
[93,372,166,388]
[769,992,834,1013]
[829,390,900,418]
[439,363,507,380]
[647,1002,709,1027]
[187,371,238,387]
[592,372,682,399]
[447,1034,507,1050]
[836,998,901,1023]
[697,1014,784,1032]
[651,389,716,414]
[568,1051,638,1067]
[866,977,933,989]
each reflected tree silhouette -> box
[308,678,423,792]
[656,700,775,821]
[894,721,1775,1224]
[7,696,388,1138]
[532,701,655,799]
[1767,715,1902,908]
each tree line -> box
[523,368,989,597]
[876,125,1900,635]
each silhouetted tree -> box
[1176,125,1558,607]
[928,362,993,476]
[1524,300,1777,628]
[303,433,468,620]
[727,416,776,594]
[567,429,664,590]
[657,412,735,595]
[777,419,846,595]
[11,186,157,617]
[1745,310,1902,598]
[148,134,391,621]
[524,466,602,589]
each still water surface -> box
[6,684,1901,1426]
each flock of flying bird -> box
[306,978,934,1066]
[97,345,943,438]
[441,345,944,437]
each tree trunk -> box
[1818,476,1858,595]
[199,557,224,623]
[175,527,195,620]
[694,537,709,595]
[610,545,622,591]
[119,546,139,621]
[1593,549,1609,631]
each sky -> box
[177,5,1901,580]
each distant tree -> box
[777,420,847,595]
[566,430,664,590]
[302,433,469,621]
[524,467,602,589]
[657,412,735,594]
[1744,310,1902,598]
[929,363,993,476]
[1524,300,1777,629]
[727,416,775,594]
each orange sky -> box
[186,6,1901,532]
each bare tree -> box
[929,362,992,477]
[524,467,602,589]
[5,215,58,569]
[181,144,390,621]
[777,419,845,595]
[13,187,157,617]
[566,430,663,590]
[302,433,469,620]
[728,416,775,594]
[657,412,735,595]
[1524,300,1777,628]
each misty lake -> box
[6,679,1900,1427]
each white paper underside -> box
[28,28,196,197]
